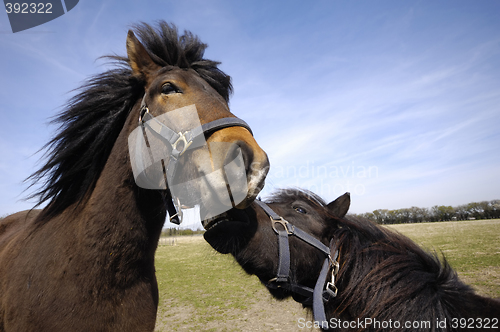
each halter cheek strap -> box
[255,200,339,329]
[313,239,339,329]
[137,94,253,224]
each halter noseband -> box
[138,94,253,224]
[255,200,339,329]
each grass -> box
[154,219,500,331]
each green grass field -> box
[154,236,274,331]
[154,219,499,331]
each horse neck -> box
[68,119,166,281]
[326,222,496,323]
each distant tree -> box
[455,204,470,220]
[372,209,389,224]
[490,200,500,219]
[478,201,496,219]
[466,202,484,219]
[400,208,412,223]
[387,210,398,224]
[431,205,455,221]
[180,229,194,236]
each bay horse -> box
[0,22,269,331]
[203,189,500,331]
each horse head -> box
[125,27,269,221]
[203,189,350,302]
[204,189,500,327]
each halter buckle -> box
[172,132,193,156]
[267,276,288,285]
[271,217,294,235]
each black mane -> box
[27,21,232,220]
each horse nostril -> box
[223,142,251,175]
[221,141,255,208]
[216,136,269,209]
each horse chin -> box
[202,208,255,254]
[290,292,309,304]
[266,286,291,301]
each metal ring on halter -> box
[168,196,183,223]
[325,281,338,298]
[139,105,150,124]
[172,132,194,156]
[329,257,339,276]
[271,217,295,235]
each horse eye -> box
[293,206,307,214]
[161,83,179,95]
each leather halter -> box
[255,200,339,328]
[138,94,253,224]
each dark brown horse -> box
[0,22,269,332]
[203,189,500,331]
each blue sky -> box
[1,1,499,229]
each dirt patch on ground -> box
[155,288,320,332]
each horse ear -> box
[327,192,350,218]
[126,30,158,79]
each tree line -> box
[161,227,205,237]
[2,199,499,227]
[350,199,500,225]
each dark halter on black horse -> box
[137,93,253,224]
[255,199,340,328]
